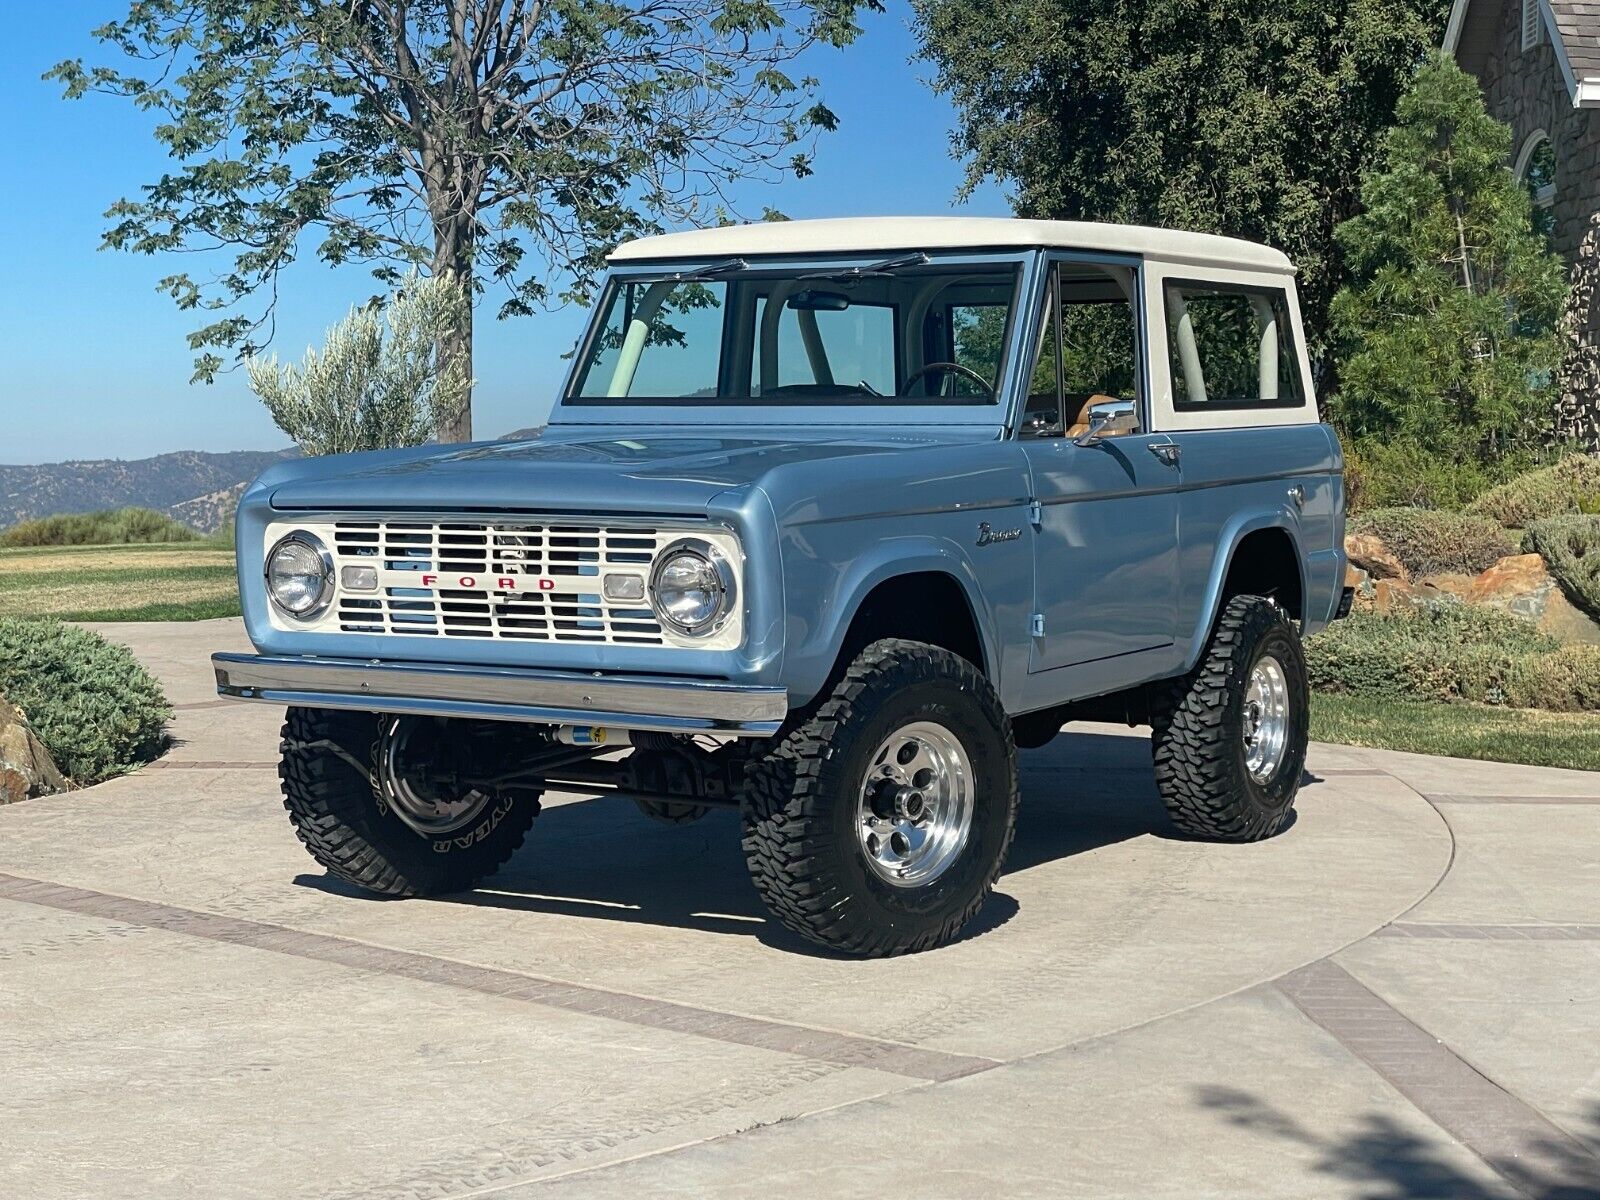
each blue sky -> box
[0,2,1010,466]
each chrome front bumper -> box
[211,653,787,736]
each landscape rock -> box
[0,697,66,804]
[1373,578,1427,613]
[1539,587,1600,645]
[1419,573,1477,600]
[1467,554,1554,616]
[1424,551,1600,645]
[1345,532,1408,582]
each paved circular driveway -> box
[0,620,1596,1199]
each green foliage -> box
[0,508,200,548]
[1348,507,1515,576]
[1329,57,1567,456]
[247,271,471,455]
[1311,693,1600,771]
[912,0,1450,367]
[48,0,879,433]
[1526,514,1600,619]
[1467,453,1600,527]
[1342,438,1515,512]
[1306,603,1598,710]
[0,619,170,782]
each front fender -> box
[782,528,1025,711]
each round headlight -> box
[266,532,334,619]
[649,540,735,636]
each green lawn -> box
[0,542,241,621]
[1311,693,1600,772]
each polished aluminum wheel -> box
[376,717,493,837]
[1242,655,1291,784]
[857,721,974,888]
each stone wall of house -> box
[1476,1,1600,271]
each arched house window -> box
[1516,131,1558,241]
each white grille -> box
[264,518,742,649]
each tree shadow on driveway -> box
[296,730,1306,953]
[1196,1088,1600,1199]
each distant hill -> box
[4,429,544,537]
[0,448,295,534]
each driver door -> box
[1021,259,1181,674]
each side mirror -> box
[1074,398,1138,447]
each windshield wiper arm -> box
[663,257,747,282]
[801,252,932,282]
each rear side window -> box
[1164,282,1304,411]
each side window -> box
[1165,282,1304,411]
[1021,264,1139,436]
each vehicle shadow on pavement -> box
[297,732,1296,953]
[1196,1088,1600,1199]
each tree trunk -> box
[1554,210,1600,452]
[433,223,474,444]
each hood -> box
[265,426,996,516]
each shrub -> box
[1305,604,1600,710]
[1342,438,1510,513]
[1306,603,1600,711]
[0,619,170,782]
[1348,508,1516,577]
[1466,453,1600,529]
[0,507,200,548]
[1505,645,1600,711]
[1526,514,1600,619]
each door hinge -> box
[1030,613,1046,638]
[1028,500,1043,528]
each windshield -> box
[567,260,1020,406]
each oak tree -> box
[912,0,1451,380]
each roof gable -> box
[1446,0,1600,105]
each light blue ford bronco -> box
[215,217,1351,957]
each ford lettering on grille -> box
[329,520,668,644]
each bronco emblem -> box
[976,522,1022,546]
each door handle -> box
[1147,442,1180,467]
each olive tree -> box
[248,270,471,455]
[50,0,880,440]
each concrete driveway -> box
[1,619,1597,1199]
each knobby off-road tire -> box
[1152,595,1309,842]
[279,707,540,897]
[741,640,1019,957]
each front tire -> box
[741,640,1019,957]
[1152,595,1309,841]
[279,707,540,897]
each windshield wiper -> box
[801,252,932,282]
[662,257,747,282]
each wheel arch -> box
[1183,514,1307,673]
[794,548,1001,710]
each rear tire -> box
[1151,595,1308,841]
[741,640,1018,957]
[279,707,540,897]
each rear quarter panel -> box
[1171,424,1345,670]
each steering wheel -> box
[899,361,995,399]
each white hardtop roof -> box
[609,216,1296,274]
